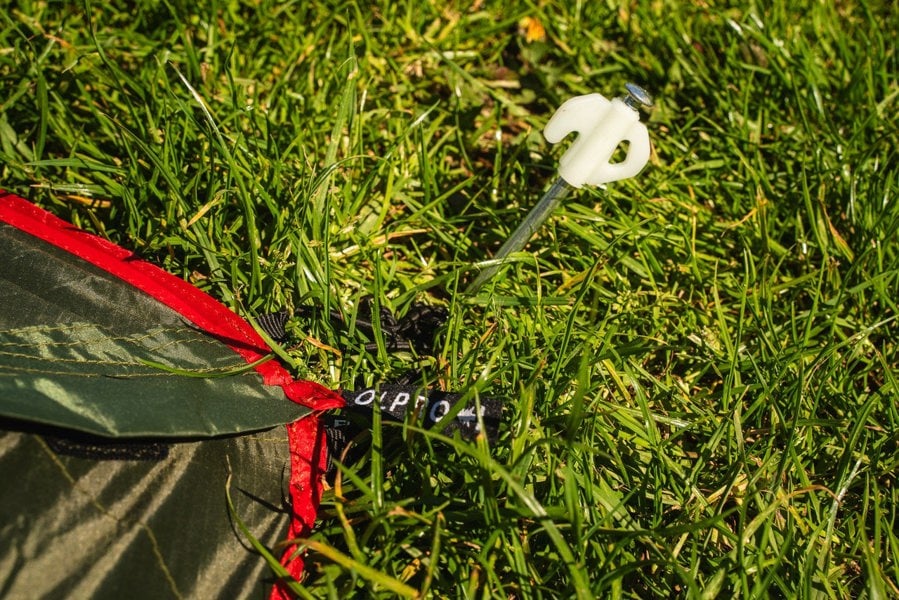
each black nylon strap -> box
[324,385,502,475]
[340,385,501,440]
[255,310,291,342]
[257,300,449,354]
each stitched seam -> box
[0,327,222,349]
[0,363,257,378]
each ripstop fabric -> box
[0,191,344,597]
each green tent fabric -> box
[0,220,311,437]
[0,427,294,598]
[0,191,344,598]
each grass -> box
[2,0,898,597]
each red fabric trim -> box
[0,191,343,591]
[272,415,330,599]
[0,191,343,411]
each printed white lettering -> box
[389,392,410,412]
[355,389,376,406]
[429,399,450,422]
[457,407,482,431]
[457,407,479,421]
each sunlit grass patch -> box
[2,0,897,597]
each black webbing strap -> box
[255,306,505,475]
[323,385,502,474]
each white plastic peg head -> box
[543,84,652,188]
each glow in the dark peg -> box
[466,84,653,295]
